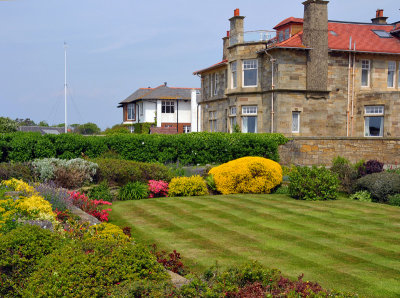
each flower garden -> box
[0,132,400,296]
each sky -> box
[0,0,399,130]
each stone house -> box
[193,0,400,138]
[118,83,201,134]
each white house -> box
[118,83,201,133]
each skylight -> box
[329,30,338,36]
[372,30,392,38]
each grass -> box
[109,194,400,297]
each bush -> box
[118,182,149,200]
[148,180,169,198]
[332,155,350,166]
[288,166,339,201]
[358,160,384,177]
[349,191,372,202]
[34,183,71,212]
[86,181,113,202]
[68,191,112,221]
[209,157,282,195]
[330,163,358,194]
[168,175,208,197]
[388,194,400,206]
[32,158,98,188]
[0,162,34,182]
[0,225,64,297]
[355,172,400,203]
[25,239,169,297]
[95,158,173,186]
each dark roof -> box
[18,126,64,135]
[118,85,200,105]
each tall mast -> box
[64,42,67,133]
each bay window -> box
[242,106,257,133]
[243,59,258,87]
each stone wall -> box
[279,137,400,166]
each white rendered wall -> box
[159,100,191,124]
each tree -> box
[0,117,19,133]
[75,122,101,135]
[38,121,49,127]
[15,118,36,126]
[103,124,131,135]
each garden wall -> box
[279,137,400,166]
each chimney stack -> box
[302,0,329,93]
[371,9,388,24]
[222,31,230,60]
[229,8,245,44]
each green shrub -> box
[109,280,177,297]
[330,163,358,194]
[273,185,289,194]
[288,166,339,201]
[0,225,64,297]
[25,240,169,297]
[86,181,113,202]
[168,175,208,197]
[332,155,350,166]
[118,181,149,200]
[95,158,173,186]
[349,191,372,202]
[355,172,400,203]
[0,162,34,182]
[388,194,400,206]
[205,174,217,192]
[133,122,154,134]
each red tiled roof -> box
[273,17,303,30]
[193,59,228,75]
[270,18,400,54]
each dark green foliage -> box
[388,194,400,206]
[109,280,177,297]
[273,184,289,194]
[356,172,400,202]
[0,132,287,165]
[330,163,358,194]
[95,158,173,186]
[118,181,149,201]
[25,240,168,297]
[332,155,350,166]
[0,162,34,182]
[288,166,339,201]
[133,122,154,134]
[0,225,64,297]
[103,124,130,135]
[74,122,101,135]
[86,181,113,202]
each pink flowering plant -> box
[68,191,112,222]
[148,180,169,198]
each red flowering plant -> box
[67,191,112,222]
[148,180,169,198]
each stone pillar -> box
[222,33,229,60]
[303,0,329,92]
[229,9,245,45]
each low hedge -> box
[0,132,288,165]
[355,172,400,203]
[95,158,173,186]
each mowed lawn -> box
[109,194,400,297]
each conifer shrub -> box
[288,166,339,201]
[0,225,64,297]
[25,239,169,297]
[209,157,282,195]
[168,175,208,197]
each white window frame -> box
[231,61,237,89]
[229,107,237,133]
[127,103,135,120]
[161,101,175,114]
[183,125,191,133]
[139,102,143,116]
[242,59,258,87]
[361,60,370,87]
[364,106,384,137]
[292,111,300,133]
[388,61,396,88]
[242,106,258,115]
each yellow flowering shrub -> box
[0,197,19,235]
[88,222,130,241]
[168,175,208,197]
[1,178,37,196]
[17,195,55,221]
[209,157,283,194]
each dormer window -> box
[278,31,284,42]
[372,30,392,38]
[284,28,290,39]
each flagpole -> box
[64,42,67,133]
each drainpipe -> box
[176,99,179,133]
[264,50,276,133]
[347,37,352,137]
[351,43,356,136]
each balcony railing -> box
[229,30,276,46]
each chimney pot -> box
[376,9,383,17]
[234,8,240,16]
[164,82,167,86]
[227,30,230,37]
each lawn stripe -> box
[142,198,396,294]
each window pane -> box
[243,60,258,87]
[285,28,290,40]
[292,112,299,132]
[365,116,383,136]
[231,62,237,88]
[388,62,395,87]
[242,116,257,133]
